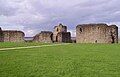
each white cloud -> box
[0,22,24,30]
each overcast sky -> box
[0,0,120,37]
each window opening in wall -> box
[80,28,82,32]
[57,28,59,32]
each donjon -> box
[76,23,118,43]
[33,31,53,43]
[0,27,25,42]
[53,23,71,43]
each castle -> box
[33,23,71,43]
[0,23,119,43]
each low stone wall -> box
[0,27,4,42]
[33,31,53,43]
[3,30,25,42]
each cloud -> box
[0,22,24,30]
[0,0,120,37]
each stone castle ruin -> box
[3,30,25,42]
[0,23,119,43]
[53,24,71,43]
[76,23,118,43]
[33,23,71,43]
[0,27,4,42]
[33,31,53,43]
[0,27,25,42]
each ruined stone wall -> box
[57,32,71,43]
[53,23,67,42]
[33,31,53,43]
[0,27,4,42]
[76,24,118,43]
[53,23,71,43]
[3,30,25,42]
[109,25,118,43]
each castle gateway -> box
[76,23,118,43]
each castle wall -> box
[76,24,118,43]
[0,23,118,44]
[53,23,67,42]
[109,25,118,43]
[3,30,25,42]
[33,31,53,43]
[53,23,71,43]
[0,27,4,42]
[57,32,71,43]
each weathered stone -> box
[53,23,71,43]
[57,32,71,43]
[53,23,67,42]
[76,23,118,43]
[33,31,53,43]
[0,27,4,42]
[3,30,25,42]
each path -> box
[0,43,70,51]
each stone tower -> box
[53,23,71,43]
[53,23,67,42]
[76,23,118,43]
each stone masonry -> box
[33,31,53,43]
[3,30,25,42]
[0,27,4,42]
[0,23,118,43]
[76,23,118,43]
[0,27,25,42]
[53,23,71,43]
[57,32,71,43]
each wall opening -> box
[80,28,82,32]
[57,28,59,32]
[98,27,99,29]
[50,34,53,41]
[110,31,115,43]
[111,36,115,43]
[95,40,97,43]
[56,36,58,42]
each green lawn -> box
[0,43,120,77]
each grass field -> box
[0,42,50,48]
[0,43,120,77]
